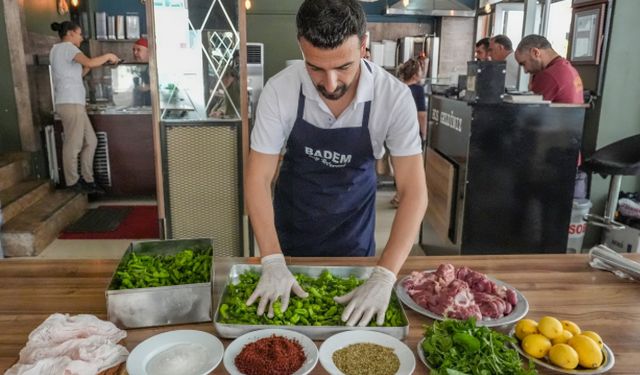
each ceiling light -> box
[245,0,251,10]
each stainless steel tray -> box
[106,238,214,329]
[213,264,409,340]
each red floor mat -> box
[59,206,159,239]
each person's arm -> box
[334,153,427,327]
[378,154,428,274]
[244,151,308,317]
[530,72,559,102]
[82,66,91,77]
[334,85,427,326]
[245,150,283,257]
[74,52,119,69]
[243,81,307,317]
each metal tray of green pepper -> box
[213,265,409,340]
[106,238,214,329]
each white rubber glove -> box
[246,254,308,318]
[333,266,396,327]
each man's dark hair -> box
[296,0,367,49]
[475,37,490,49]
[516,34,553,52]
[491,34,513,51]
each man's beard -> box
[316,83,349,101]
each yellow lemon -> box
[549,343,580,370]
[581,331,604,349]
[569,334,603,369]
[551,330,573,345]
[561,320,582,336]
[515,319,539,340]
[538,316,563,339]
[522,334,552,359]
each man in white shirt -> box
[489,35,519,89]
[245,0,428,327]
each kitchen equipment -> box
[116,15,125,40]
[382,40,397,68]
[80,12,90,39]
[107,16,116,40]
[590,244,640,279]
[429,83,454,96]
[95,12,107,40]
[213,264,410,340]
[106,238,214,329]
[424,35,440,79]
[370,41,384,66]
[126,13,140,40]
[465,60,506,104]
[396,36,427,66]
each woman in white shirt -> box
[49,21,120,194]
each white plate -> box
[509,328,615,374]
[223,328,318,375]
[319,330,415,375]
[127,330,223,375]
[416,337,432,370]
[396,271,529,327]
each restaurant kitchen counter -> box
[1,254,639,374]
[53,111,156,196]
[85,106,152,115]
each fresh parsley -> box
[422,318,537,375]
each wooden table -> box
[1,254,639,374]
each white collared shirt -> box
[250,59,422,159]
[505,51,520,89]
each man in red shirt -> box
[514,34,584,104]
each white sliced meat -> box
[19,335,128,371]
[28,314,126,348]
[5,356,98,375]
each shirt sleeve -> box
[385,86,422,157]
[64,43,82,63]
[250,81,288,155]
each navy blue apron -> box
[273,62,377,257]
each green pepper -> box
[217,269,407,327]
[113,247,212,289]
[453,332,481,352]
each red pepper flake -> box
[234,334,307,375]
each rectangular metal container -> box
[106,238,214,329]
[213,264,409,340]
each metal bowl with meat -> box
[396,264,529,327]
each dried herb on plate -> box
[332,343,400,375]
[422,318,537,375]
